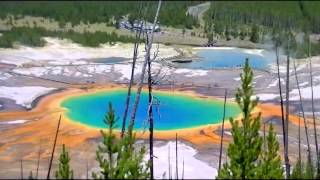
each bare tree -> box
[182,158,184,180]
[298,111,301,170]
[146,33,155,179]
[218,89,227,171]
[144,44,167,178]
[129,0,162,133]
[293,55,312,163]
[308,36,319,174]
[121,28,143,137]
[20,158,24,179]
[128,0,162,135]
[121,3,146,138]
[275,41,289,177]
[285,34,291,177]
[36,139,42,179]
[86,158,89,179]
[47,115,62,179]
[168,144,172,180]
[175,133,178,179]
[263,122,266,151]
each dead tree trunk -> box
[293,56,312,163]
[128,0,162,135]
[298,111,301,170]
[47,115,62,179]
[168,144,172,180]
[121,4,145,138]
[218,89,227,171]
[121,29,142,137]
[36,139,42,179]
[263,122,266,151]
[175,133,178,179]
[146,34,155,179]
[86,158,89,179]
[275,44,289,177]
[285,36,291,177]
[20,158,23,179]
[308,37,319,174]
[182,158,184,180]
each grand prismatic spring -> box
[61,89,241,130]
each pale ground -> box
[0,37,320,178]
[0,37,179,66]
[0,86,56,108]
[146,141,218,179]
[86,141,217,179]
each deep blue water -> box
[61,89,241,130]
[175,48,276,70]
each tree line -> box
[203,1,320,59]
[204,1,320,34]
[0,1,200,29]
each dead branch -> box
[20,158,24,179]
[175,133,178,179]
[47,115,62,179]
[275,40,289,177]
[36,139,42,179]
[128,0,162,135]
[293,56,312,163]
[308,36,319,174]
[218,89,227,172]
[121,3,146,137]
[285,34,291,177]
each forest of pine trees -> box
[204,1,320,34]
[0,1,200,29]
[0,1,201,48]
[203,1,320,58]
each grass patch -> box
[0,27,143,48]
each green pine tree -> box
[217,58,263,179]
[291,160,315,179]
[55,144,73,179]
[92,102,150,179]
[214,21,224,36]
[239,26,246,40]
[257,124,284,179]
[291,160,303,179]
[304,160,315,179]
[250,24,259,43]
[225,25,231,41]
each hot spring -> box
[61,89,241,131]
[175,47,276,70]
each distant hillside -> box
[204,1,320,33]
[0,1,201,29]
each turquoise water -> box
[61,89,241,130]
[176,48,276,70]
[92,57,127,64]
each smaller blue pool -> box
[175,47,276,70]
